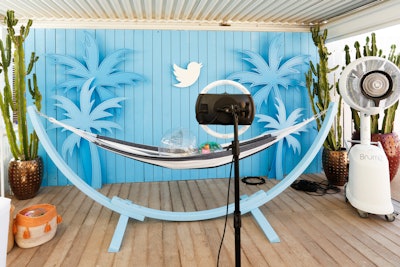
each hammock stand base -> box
[27,102,337,252]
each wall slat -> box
[26,29,318,185]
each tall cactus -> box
[306,26,341,151]
[344,33,400,134]
[0,10,42,160]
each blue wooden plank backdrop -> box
[26,29,319,186]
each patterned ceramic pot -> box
[8,157,43,200]
[322,148,349,186]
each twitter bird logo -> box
[173,62,202,88]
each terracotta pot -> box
[8,157,43,200]
[322,148,349,186]
[371,133,400,182]
[352,132,400,182]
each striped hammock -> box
[35,110,322,170]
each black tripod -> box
[195,91,254,267]
[232,113,242,267]
[230,106,243,267]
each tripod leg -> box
[233,113,241,267]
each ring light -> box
[195,80,254,139]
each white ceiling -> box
[0,0,399,41]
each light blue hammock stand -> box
[28,102,337,252]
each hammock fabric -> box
[38,111,321,169]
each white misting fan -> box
[339,56,400,221]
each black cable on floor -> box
[290,179,340,196]
[241,176,265,185]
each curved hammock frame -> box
[28,102,337,252]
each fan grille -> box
[361,70,393,106]
[339,56,400,115]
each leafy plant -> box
[49,32,142,187]
[228,34,310,178]
[228,34,309,111]
[0,10,42,160]
[53,78,125,187]
[306,26,341,151]
[256,97,307,179]
[48,32,142,101]
[344,33,400,134]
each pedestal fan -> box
[339,56,400,221]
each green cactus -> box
[344,33,399,134]
[306,26,342,151]
[0,10,42,160]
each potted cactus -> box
[0,10,43,199]
[306,26,348,186]
[345,33,400,181]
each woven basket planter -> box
[322,148,349,186]
[8,157,43,200]
[14,204,62,248]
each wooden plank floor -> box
[6,173,400,267]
